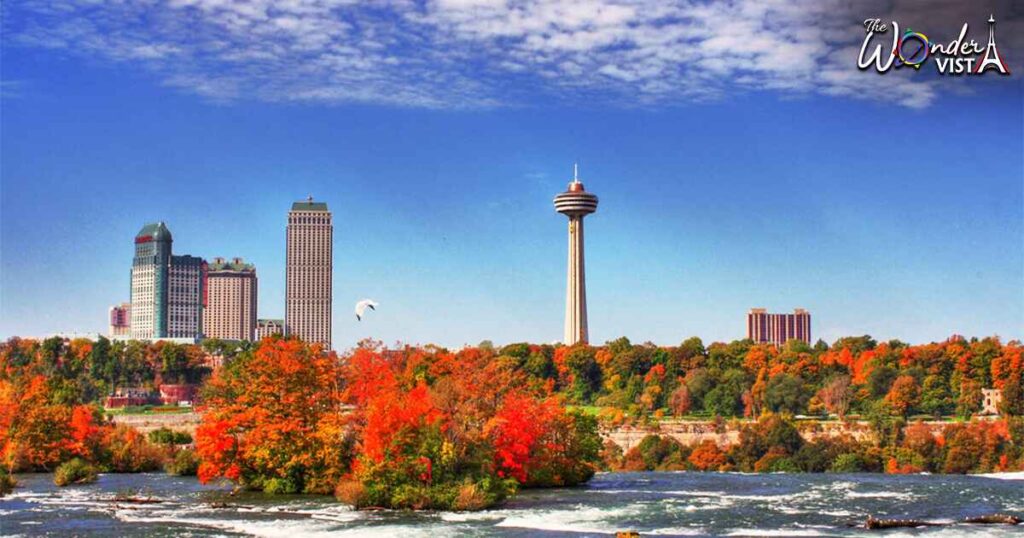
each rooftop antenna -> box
[573,162,579,183]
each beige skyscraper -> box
[554,165,598,345]
[286,197,333,349]
[203,257,257,341]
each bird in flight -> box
[355,299,379,321]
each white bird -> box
[355,299,379,321]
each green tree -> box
[832,335,876,355]
[704,369,746,417]
[564,347,602,404]
[868,365,897,398]
[919,374,953,417]
[764,374,806,415]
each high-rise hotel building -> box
[130,222,206,340]
[747,308,811,346]
[169,254,206,339]
[203,257,257,341]
[131,223,173,339]
[285,198,333,349]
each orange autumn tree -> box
[886,375,921,417]
[195,338,351,494]
[688,440,726,471]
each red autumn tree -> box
[488,392,556,482]
[669,383,691,416]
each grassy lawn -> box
[567,405,603,416]
[105,405,195,416]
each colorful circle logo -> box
[896,29,930,69]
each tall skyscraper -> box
[286,197,333,349]
[203,257,257,341]
[131,222,173,339]
[168,255,206,339]
[747,308,811,346]
[129,221,205,340]
[109,303,131,337]
[554,165,598,345]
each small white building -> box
[981,388,1003,415]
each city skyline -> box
[2,4,1021,349]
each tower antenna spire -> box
[573,162,579,183]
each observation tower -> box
[554,164,599,345]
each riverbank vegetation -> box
[0,338,204,477]
[608,413,1024,474]
[195,339,601,509]
[0,468,14,496]
[53,458,98,486]
[2,333,1021,502]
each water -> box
[2,472,1022,537]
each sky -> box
[1,0,1022,350]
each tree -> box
[688,440,726,471]
[818,375,852,419]
[196,338,351,494]
[728,414,804,472]
[868,365,898,399]
[764,374,806,415]
[919,374,953,417]
[956,378,983,418]
[704,369,746,417]
[564,347,602,404]
[832,335,877,355]
[1000,374,1024,416]
[886,375,920,417]
[668,384,691,416]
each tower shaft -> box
[564,216,589,345]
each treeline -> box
[2,333,1022,504]
[605,414,1024,474]
[0,337,214,478]
[491,335,1022,420]
[0,336,228,405]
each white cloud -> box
[3,0,1020,108]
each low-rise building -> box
[159,384,197,406]
[256,318,284,341]
[105,387,156,409]
[109,303,131,337]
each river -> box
[2,472,1022,537]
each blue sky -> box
[1,0,1022,349]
